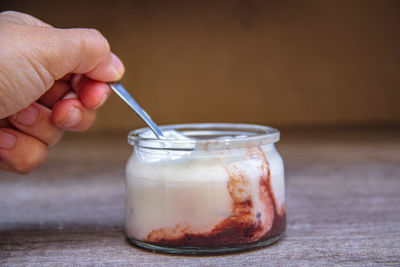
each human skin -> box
[0,11,125,174]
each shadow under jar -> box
[125,123,286,255]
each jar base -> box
[127,234,284,255]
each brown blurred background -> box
[1,0,400,133]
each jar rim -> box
[128,123,280,150]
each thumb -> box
[43,27,125,82]
[1,11,124,82]
[0,12,124,118]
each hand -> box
[0,11,125,174]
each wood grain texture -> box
[0,130,399,266]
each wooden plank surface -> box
[1,129,399,266]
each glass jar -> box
[125,123,286,254]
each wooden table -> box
[1,129,399,266]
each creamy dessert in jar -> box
[125,123,285,254]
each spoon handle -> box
[108,82,164,138]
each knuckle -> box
[36,116,61,145]
[0,11,44,26]
[73,28,111,67]
[0,10,20,17]
[13,165,33,175]
[87,28,110,53]
[12,144,48,174]
[46,130,64,147]
[0,11,22,26]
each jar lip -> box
[128,123,280,150]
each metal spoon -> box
[108,82,164,138]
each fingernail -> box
[0,131,17,150]
[62,91,78,100]
[111,53,125,78]
[60,106,82,128]
[70,74,85,91]
[14,104,39,126]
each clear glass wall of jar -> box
[125,123,286,254]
